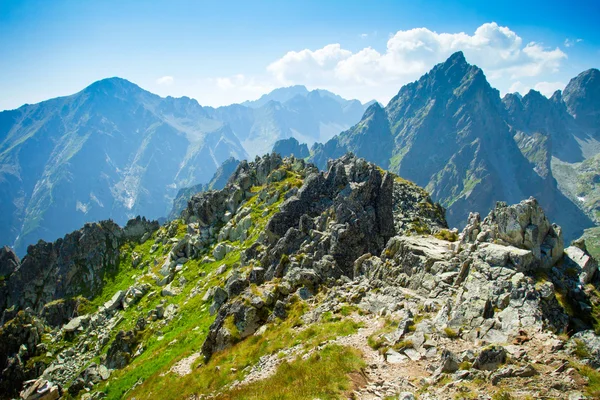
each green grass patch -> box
[444,327,459,339]
[573,339,591,359]
[125,299,361,399]
[578,364,600,398]
[434,229,459,242]
[216,345,365,400]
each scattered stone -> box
[473,346,507,371]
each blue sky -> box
[0,0,599,110]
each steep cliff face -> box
[309,52,596,242]
[0,217,158,318]
[563,68,600,140]
[0,78,247,256]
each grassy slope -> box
[37,167,365,400]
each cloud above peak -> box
[156,76,174,85]
[200,22,570,107]
[262,22,567,103]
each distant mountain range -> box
[2,51,599,254]
[0,80,368,255]
[305,52,600,242]
[208,85,370,156]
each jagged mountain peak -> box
[550,89,563,103]
[563,67,600,136]
[362,100,385,117]
[523,89,547,101]
[446,50,467,64]
[82,76,144,95]
[241,85,310,108]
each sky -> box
[0,0,599,111]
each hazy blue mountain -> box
[563,68,600,140]
[168,157,240,220]
[213,86,369,157]
[308,52,594,241]
[272,137,309,158]
[241,85,311,108]
[311,102,392,170]
[0,78,247,255]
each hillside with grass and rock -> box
[308,52,600,245]
[2,153,600,400]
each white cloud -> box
[360,33,369,39]
[564,38,583,48]
[156,76,174,85]
[263,22,567,104]
[534,81,566,97]
[508,80,566,97]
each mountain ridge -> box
[2,153,600,399]
[306,51,598,243]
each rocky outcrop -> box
[2,152,600,399]
[168,157,241,220]
[0,311,46,398]
[0,246,19,278]
[105,330,140,370]
[0,217,158,316]
[272,137,309,159]
[460,197,564,270]
[201,154,447,360]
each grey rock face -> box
[473,346,507,371]
[105,330,139,370]
[563,68,600,138]
[272,137,309,159]
[461,197,564,270]
[0,311,46,398]
[19,378,61,400]
[564,245,598,284]
[438,349,460,373]
[310,52,595,243]
[0,217,157,315]
[262,154,446,278]
[0,246,19,278]
[0,78,247,256]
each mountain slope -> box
[2,154,600,400]
[272,137,309,159]
[168,157,241,220]
[563,68,600,140]
[0,78,247,255]
[308,52,594,241]
[210,86,369,157]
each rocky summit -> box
[2,153,600,400]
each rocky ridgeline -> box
[199,153,446,360]
[1,153,600,399]
[0,217,159,398]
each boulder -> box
[103,290,125,312]
[105,330,138,370]
[438,349,460,373]
[19,378,61,400]
[473,346,507,371]
[564,246,598,284]
[209,287,228,316]
[463,198,564,269]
